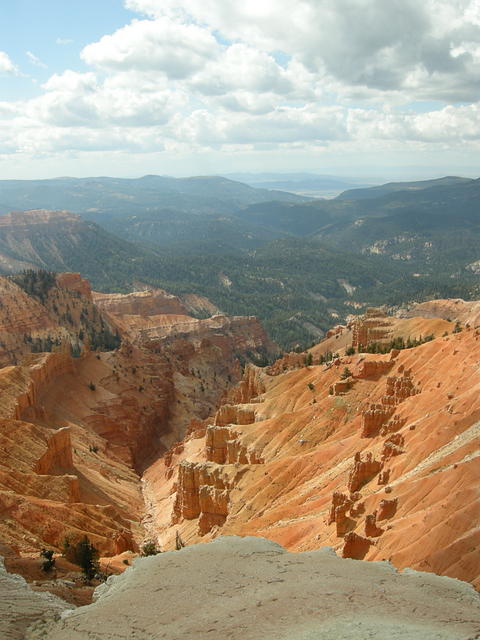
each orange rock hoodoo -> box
[351,308,391,349]
[2,275,480,596]
[146,320,480,590]
[0,279,277,557]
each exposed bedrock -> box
[173,461,234,534]
[23,537,480,640]
[34,427,73,475]
[361,369,419,437]
[214,404,256,427]
[347,452,383,493]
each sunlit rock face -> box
[24,537,480,640]
[150,320,480,590]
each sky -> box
[0,0,480,180]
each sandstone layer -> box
[399,298,480,328]
[25,537,480,640]
[92,287,277,448]
[0,278,276,559]
[147,318,480,589]
[0,272,104,367]
[270,307,453,374]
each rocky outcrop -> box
[56,272,92,299]
[205,426,235,464]
[347,452,383,493]
[354,358,393,378]
[352,307,391,350]
[213,404,255,426]
[34,427,73,475]
[361,403,394,437]
[141,315,480,589]
[382,433,405,460]
[223,365,265,404]
[342,531,374,559]
[15,353,75,420]
[91,292,275,447]
[265,352,306,375]
[113,530,136,555]
[364,513,384,538]
[26,537,480,640]
[377,498,398,521]
[326,325,346,338]
[93,288,188,318]
[331,378,353,395]
[361,369,419,437]
[173,461,231,535]
[398,298,480,328]
[328,492,356,536]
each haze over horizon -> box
[1,0,480,180]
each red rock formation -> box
[377,498,398,521]
[214,404,255,426]
[328,493,357,536]
[326,325,346,338]
[173,461,232,535]
[361,370,418,437]
[206,426,235,464]
[93,288,188,318]
[377,469,391,485]
[332,378,353,395]
[347,452,383,492]
[56,273,92,299]
[364,513,384,538]
[352,308,391,350]
[328,492,352,525]
[382,434,405,461]
[142,318,480,589]
[399,298,480,328]
[113,530,136,554]
[361,403,395,437]
[224,365,266,403]
[173,461,201,520]
[342,532,374,559]
[34,427,73,475]
[354,358,393,379]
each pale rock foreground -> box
[0,557,69,639]
[25,537,480,640]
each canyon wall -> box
[0,279,277,558]
[147,319,480,589]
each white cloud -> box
[0,0,480,173]
[26,51,48,69]
[81,17,220,79]
[125,0,480,102]
[0,51,17,74]
[56,38,74,45]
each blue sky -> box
[1,1,135,99]
[0,0,479,180]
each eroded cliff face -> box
[0,281,277,559]
[399,298,480,328]
[0,352,144,555]
[92,288,278,448]
[146,318,480,589]
[0,273,113,367]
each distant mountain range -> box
[0,174,478,349]
[0,175,303,216]
[223,172,372,196]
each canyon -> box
[145,306,480,590]
[0,278,479,637]
[0,274,276,561]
